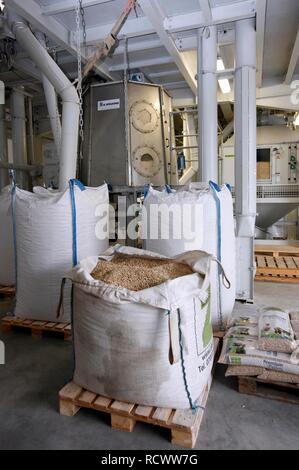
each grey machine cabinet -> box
[81,81,172,187]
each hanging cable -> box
[75,0,86,163]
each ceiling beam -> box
[198,0,212,23]
[5,0,115,81]
[147,69,181,78]
[113,37,162,56]
[77,7,243,46]
[162,81,189,90]
[256,0,267,88]
[6,80,43,93]
[285,29,299,85]
[82,16,154,44]
[42,0,113,16]
[109,55,173,72]
[138,0,197,95]
[13,58,41,81]
[218,83,299,112]
[164,0,256,33]
[175,29,235,51]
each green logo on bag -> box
[202,287,213,347]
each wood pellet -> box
[91,253,194,291]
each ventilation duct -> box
[36,32,62,158]
[8,11,79,190]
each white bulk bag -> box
[14,182,109,322]
[142,183,235,329]
[64,245,224,409]
[0,186,15,286]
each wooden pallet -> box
[255,243,299,258]
[213,330,226,339]
[0,286,15,297]
[58,338,219,449]
[0,315,71,340]
[238,376,299,405]
[255,254,299,283]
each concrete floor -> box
[0,281,299,450]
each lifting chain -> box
[75,0,86,161]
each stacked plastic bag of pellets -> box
[61,245,229,409]
[218,308,299,384]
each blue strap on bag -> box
[69,179,86,267]
[209,181,224,329]
[10,171,18,314]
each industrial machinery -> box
[81,81,172,187]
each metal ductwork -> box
[36,32,62,159]
[257,110,290,127]
[7,10,79,190]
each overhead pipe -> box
[234,18,256,302]
[36,32,62,158]
[11,87,28,188]
[8,10,79,190]
[197,26,218,182]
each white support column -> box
[11,88,28,187]
[234,18,256,302]
[0,104,9,190]
[197,26,218,182]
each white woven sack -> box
[14,183,109,322]
[142,183,235,329]
[0,186,15,286]
[64,245,225,409]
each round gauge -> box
[132,145,162,177]
[130,100,159,134]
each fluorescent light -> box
[217,58,225,71]
[218,78,231,94]
[294,113,299,127]
[217,57,231,94]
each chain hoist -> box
[75,0,86,161]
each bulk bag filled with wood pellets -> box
[142,182,235,329]
[13,181,109,322]
[62,245,228,409]
[0,186,15,286]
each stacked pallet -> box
[59,338,219,449]
[220,310,299,405]
[1,315,72,340]
[255,244,299,283]
[0,286,15,297]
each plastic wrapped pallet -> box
[219,330,299,375]
[14,182,109,322]
[258,307,297,353]
[225,365,299,384]
[0,186,15,286]
[142,182,235,329]
[63,245,226,409]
